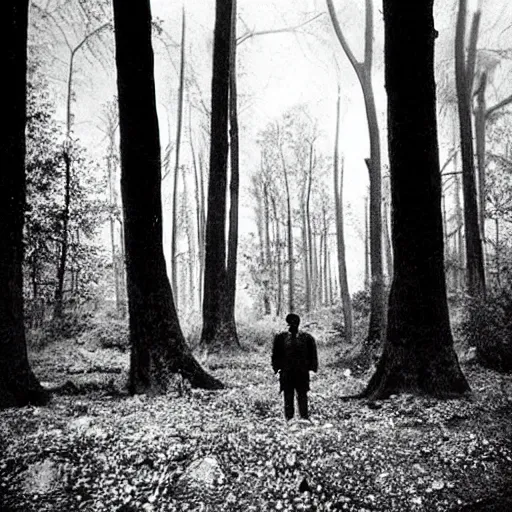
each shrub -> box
[352,289,370,317]
[458,287,512,373]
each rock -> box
[23,459,62,495]
[180,457,224,487]
[69,415,94,431]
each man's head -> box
[286,313,300,334]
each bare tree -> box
[455,0,486,299]
[170,8,186,299]
[333,87,353,342]
[326,0,385,342]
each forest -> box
[1,0,511,510]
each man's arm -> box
[272,333,283,373]
[307,334,318,372]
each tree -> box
[326,0,385,342]
[454,0,486,299]
[363,0,470,400]
[0,1,48,409]
[201,0,239,348]
[226,0,240,320]
[112,0,222,392]
[31,2,112,318]
[333,88,353,342]
[170,8,186,300]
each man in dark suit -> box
[272,313,318,420]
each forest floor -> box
[1,322,512,512]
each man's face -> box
[288,320,299,333]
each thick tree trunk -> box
[0,1,49,409]
[200,0,239,348]
[455,0,486,299]
[364,0,470,400]
[382,177,393,285]
[333,90,353,342]
[170,9,186,298]
[226,0,240,323]
[112,0,222,391]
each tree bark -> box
[475,73,487,244]
[226,0,240,321]
[455,0,486,299]
[363,0,470,400]
[200,0,239,348]
[333,89,353,343]
[0,0,49,409]
[112,0,222,392]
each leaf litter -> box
[1,342,512,511]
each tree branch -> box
[325,0,363,76]
[485,92,512,119]
[237,13,323,46]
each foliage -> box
[24,61,110,314]
[458,279,512,373]
[351,289,370,318]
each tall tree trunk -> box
[181,164,195,311]
[327,0,384,342]
[455,0,486,299]
[302,201,311,312]
[272,196,283,317]
[0,0,49,409]
[112,0,222,392]
[364,0,469,399]
[281,143,295,313]
[306,144,315,309]
[54,53,75,319]
[263,182,272,315]
[170,8,186,298]
[226,0,240,321]
[364,194,370,290]
[382,176,393,285]
[200,0,239,348]
[189,106,204,310]
[333,91,353,342]
[495,217,500,287]
[475,72,487,243]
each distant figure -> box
[272,313,318,420]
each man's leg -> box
[283,388,295,420]
[297,389,309,419]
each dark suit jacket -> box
[272,330,318,391]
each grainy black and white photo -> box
[1,0,512,510]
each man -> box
[272,313,318,420]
